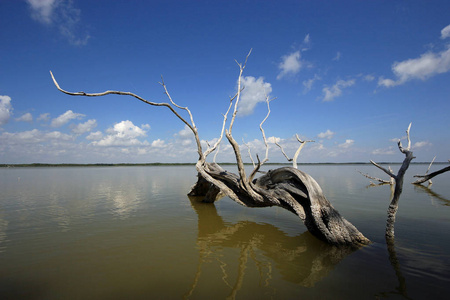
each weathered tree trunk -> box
[190,162,370,247]
[50,52,370,248]
[370,123,415,239]
[412,164,450,185]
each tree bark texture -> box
[190,163,370,247]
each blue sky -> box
[1,0,449,164]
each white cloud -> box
[51,110,85,127]
[93,120,148,147]
[0,129,73,144]
[86,131,103,141]
[441,24,450,39]
[372,147,396,155]
[238,76,272,116]
[71,119,97,134]
[27,0,90,46]
[303,34,311,46]
[333,51,341,61]
[27,0,57,24]
[151,139,166,148]
[267,136,281,144]
[413,141,431,149]
[317,129,335,140]
[15,113,33,122]
[37,113,50,122]
[302,74,320,93]
[338,139,354,149]
[378,77,398,87]
[277,51,302,79]
[322,79,355,102]
[363,74,375,82]
[176,125,193,139]
[174,125,194,146]
[0,95,12,126]
[379,25,450,88]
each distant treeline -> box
[0,162,444,168]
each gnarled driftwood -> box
[50,51,369,247]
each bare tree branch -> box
[276,135,314,169]
[243,138,256,168]
[378,123,415,240]
[412,161,450,185]
[50,70,204,160]
[358,171,392,184]
[203,92,238,159]
[52,52,370,247]
[248,94,276,182]
[292,135,314,169]
[275,140,293,162]
[369,160,396,178]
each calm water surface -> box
[0,165,449,299]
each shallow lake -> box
[0,164,449,299]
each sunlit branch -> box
[50,70,204,159]
[204,92,240,159]
[249,93,275,182]
[243,138,256,168]
[276,135,314,169]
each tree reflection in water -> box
[413,184,450,207]
[184,196,358,299]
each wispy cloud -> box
[0,129,73,144]
[277,51,302,80]
[379,24,450,88]
[0,95,12,126]
[317,129,335,140]
[302,34,311,50]
[322,79,355,101]
[27,0,90,46]
[37,113,50,122]
[302,74,320,93]
[51,110,85,127]
[413,141,432,149]
[333,51,341,61]
[441,24,450,39]
[71,119,97,135]
[363,74,375,82]
[15,113,33,122]
[338,139,354,149]
[238,76,272,116]
[27,0,57,24]
[372,146,396,155]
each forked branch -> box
[412,159,450,185]
[358,170,393,185]
[276,135,314,169]
[50,71,204,160]
[370,123,415,240]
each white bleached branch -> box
[276,135,314,169]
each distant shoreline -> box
[0,162,445,168]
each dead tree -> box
[370,123,415,239]
[50,51,369,247]
[412,159,450,185]
[358,169,394,186]
[275,134,314,169]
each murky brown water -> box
[0,165,449,299]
